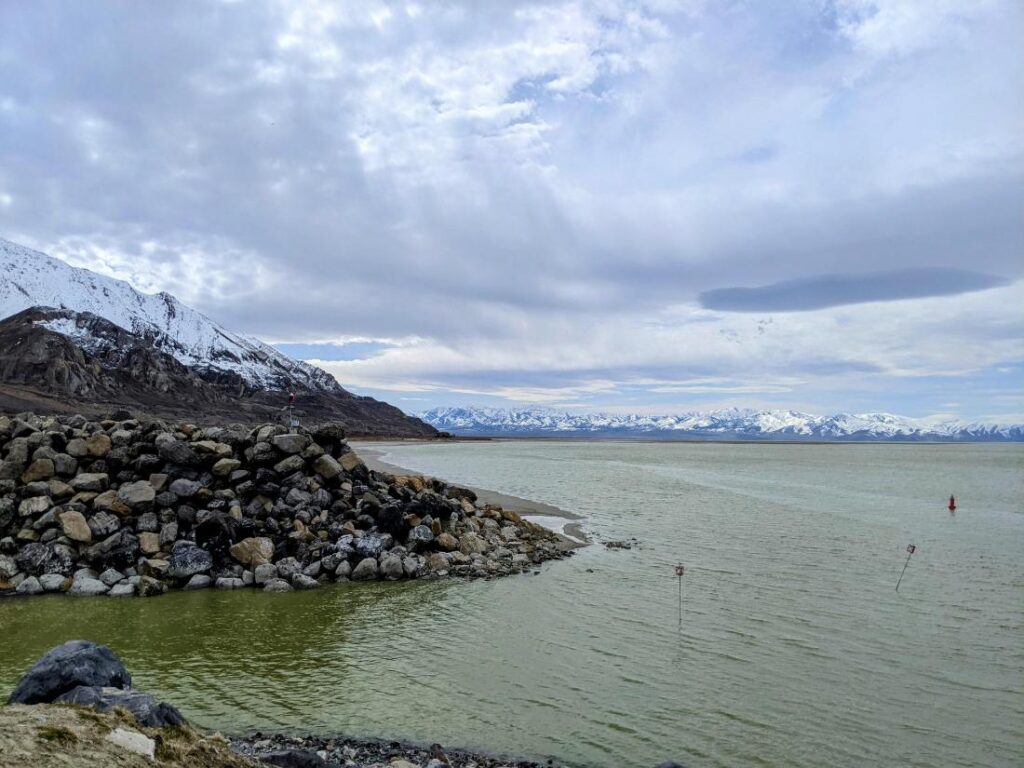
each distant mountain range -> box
[420,406,1024,442]
[0,238,435,436]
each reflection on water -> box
[1,441,1022,768]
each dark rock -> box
[15,541,74,576]
[8,640,131,704]
[166,540,213,579]
[158,440,201,467]
[261,749,327,768]
[55,685,186,727]
[87,530,140,571]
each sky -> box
[0,0,1022,421]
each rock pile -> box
[0,412,570,597]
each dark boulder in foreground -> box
[55,684,186,727]
[7,639,130,705]
[7,640,184,729]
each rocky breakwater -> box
[0,412,571,598]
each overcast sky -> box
[1,1,1021,420]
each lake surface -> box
[2,441,1022,767]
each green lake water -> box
[1,441,1022,767]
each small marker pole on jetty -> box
[895,544,916,592]
[675,563,685,629]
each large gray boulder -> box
[7,640,131,704]
[351,557,379,580]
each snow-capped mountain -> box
[420,406,1024,442]
[0,237,336,392]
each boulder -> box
[84,434,113,457]
[379,552,404,580]
[260,749,328,768]
[18,496,51,518]
[58,509,92,543]
[21,458,55,483]
[69,577,109,596]
[8,640,131,704]
[291,573,320,590]
[254,562,278,585]
[274,455,306,474]
[88,510,121,538]
[312,453,342,479]
[351,557,379,580]
[70,473,109,493]
[263,578,294,593]
[92,490,131,515]
[272,433,310,455]
[87,530,139,571]
[183,574,212,590]
[339,451,363,472]
[15,576,43,595]
[459,532,489,555]
[436,532,459,551]
[99,568,125,587]
[0,554,18,579]
[55,685,186,727]
[158,440,201,467]
[168,478,202,498]
[39,573,70,592]
[166,541,213,579]
[108,582,136,597]
[16,542,74,576]
[138,576,166,597]
[215,577,245,589]
[138,531,161,555]
[228,536,274,566]
[116,480,156,510]
[212,457,242,476]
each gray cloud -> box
[0,0,1021,417]
[700,268,1010,312]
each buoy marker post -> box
[895,544,916,592]
[675,563,685,629]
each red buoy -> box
[948,495,956,512]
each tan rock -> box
[92,490,131,516]
[312,454,342,480]
[459,532,489,555]
[148,473,170,492]
[229,536,274,566]
[84,434,112,457]
[58,509,92,543]
[212,458,242,476]
[47,479,74,499]
[21,458,55,483]
[436,532,459,551]
[141,558,169,578]
[138,531,161,555]
[339,450,363,472]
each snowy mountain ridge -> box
[420,406,1024,441]
[0,237,338,392]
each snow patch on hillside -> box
[1,237,339,392]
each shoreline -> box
[355,444,588,546]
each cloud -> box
[0,0,1021,418]
[699,268,1009,312]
